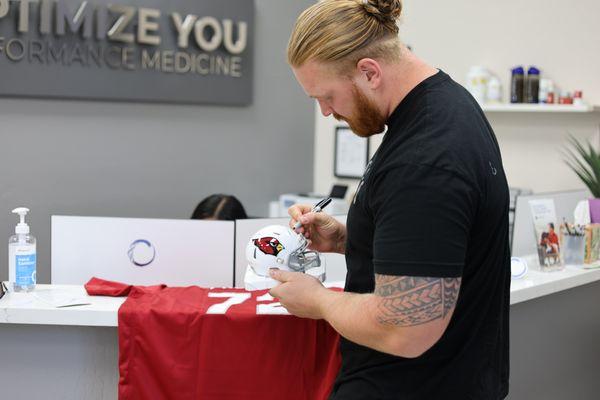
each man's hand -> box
[288,204,347,254]
[268,269,329,319]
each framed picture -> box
[334,126,370,179]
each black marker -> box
[293,197,332,232]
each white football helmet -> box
[244,225,325,290]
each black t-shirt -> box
[330,71,510,400]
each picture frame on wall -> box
[334,126,370,179]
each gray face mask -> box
[288,236,321,272]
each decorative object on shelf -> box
[528,198,564,271]
[486,75,502,104]
[557,219,600,269]
[560,221,586,265]
[466,65,490,104]
[334,126,370,179]
[563,135,600,223]
[582,224,600,268]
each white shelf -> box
[482,103,599,113]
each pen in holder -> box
[560,222,586,266]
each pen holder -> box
[562,234,586,265]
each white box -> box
[51,216,235,287]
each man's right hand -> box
[288,204,347,254]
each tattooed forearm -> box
[442,278,461,314]
[374,274,462,327]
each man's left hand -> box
[268,269,328,319]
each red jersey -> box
[85,278,341,400]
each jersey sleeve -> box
[370,164,478,278]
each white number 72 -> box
[205,292,289,315]
[206,292,252,314]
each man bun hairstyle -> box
[361,0,403,35]
[287,0,403,71]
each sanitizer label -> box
[16,254,36,286]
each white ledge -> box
[2,265,600,327]
[509,263,600,305]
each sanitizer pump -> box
[8,207,37,292]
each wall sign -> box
[0,0,254,105]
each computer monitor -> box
[51,215,235,287]
[511,190,589,257]
[329,184,348,199]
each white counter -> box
[0,285,125,327]
[2,264,600,327]
[509,263,600,304]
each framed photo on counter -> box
[334,126,370,179]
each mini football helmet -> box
[246,225,323,277]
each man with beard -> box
[269,0,511,399]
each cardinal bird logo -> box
[253,237,284,256]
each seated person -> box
[191,194,248,220]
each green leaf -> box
[563,148,594,181]
[563,134,600,196]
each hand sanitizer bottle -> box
[8,207,37,292]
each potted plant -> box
[563,134,600,222]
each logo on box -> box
[128,239,156,267]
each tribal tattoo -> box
[374,274,462,327]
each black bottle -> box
[525,66,540,103]
[511,66,525,103]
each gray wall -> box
[0,0,316,284]
[508,281,600,400]
[0,325,119,399]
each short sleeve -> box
[370,165,477,278]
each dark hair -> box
[191,194,248,221]
[548,223,555,230]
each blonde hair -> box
[287,0,403,71]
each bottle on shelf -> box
[573,91,585,106]
[510,66,525,103]
[525,66,540,103]
[559,91,573,105]
[486,76,502,104]
[466,66,489,104]
[539,78,554,104]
